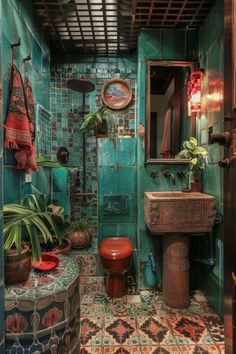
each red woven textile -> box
[4,65,37,172]
[5,65,32,150]
[24,75,37,172]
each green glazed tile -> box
[98,138,116,167]
[161,29,186,60]
[117,138,136,166]
[52,168,69,193]
[98,167,117,195]
[117,167,137,194]
[3,168,22,204]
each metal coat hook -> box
[11,37,21,49]
[23,55,31,63]
[11,38,21,65]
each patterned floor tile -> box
[141,345,180,353]
[168,316,214,346]
[127,295,141,304]
[79,278,225,353]
[81,304,107,317]
[80,317,103,346]
[192,291,208,303]
[103,346,142,353]
[80,346,103,353]
[130,303,157,317]
[127,276,140,295]
[137,316,176,346]
[154,300,175,316]
[140,291,156,304]
[104,316,140,346]
[200,315,224,344]
[82,294,95,304]
[177,344,220,353]
[94,293,113,305]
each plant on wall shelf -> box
[78,104,109,135]
[175,137,208,181]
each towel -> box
[24,75,36,142]
[161,108,171,158]
[5,65,32,150]
[24,75,37,172]
[4,65,37,172]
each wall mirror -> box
[145,60,195,165]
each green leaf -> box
[189,137,198,147]
[192,146,208,156]
[183,141,195,150]
[191,158,198,165]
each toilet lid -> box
[99,237,132,259]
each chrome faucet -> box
[163,171,176,185]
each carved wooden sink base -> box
[163,233,190,309]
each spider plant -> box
[3,192,65,261]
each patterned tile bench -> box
[5,255,80,354]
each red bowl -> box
[32,253,59,271]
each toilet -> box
[99,237,133,298]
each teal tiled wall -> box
[50,56,137,273]
[196,0,224,317]
[1,1,50,350]
[2,0,51,204]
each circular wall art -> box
[101,78,133,110]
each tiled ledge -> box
[5,255,80,354]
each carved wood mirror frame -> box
[145,60,195,165]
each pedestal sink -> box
[144,191,216,309]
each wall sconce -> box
[187,70,204,116]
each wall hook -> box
[11,38,21,65]
[11,37,21,49]
[23,55,31,63]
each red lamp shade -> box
[188,70,204,115]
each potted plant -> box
[67,218,95,249]
[3,193,66,284]
[79,104,108,136]
[175,137,208,192]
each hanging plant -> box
[78,104,108,134]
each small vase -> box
[95,119,108,137]
[191,178,202,192]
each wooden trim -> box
[145,159,189,165]
[101,78,133,110]
[145,60,196,165]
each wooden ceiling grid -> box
[32,0,215,54]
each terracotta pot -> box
[5,244,31,285]
[191,180,202,192]
[68,230,93,249]
[95,119,108,137]
[42,238,72,255]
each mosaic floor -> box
[79,276,225,354]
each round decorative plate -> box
[101,78,133,110]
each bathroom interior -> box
[1,0,236,353]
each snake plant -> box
[3,193,65,261]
